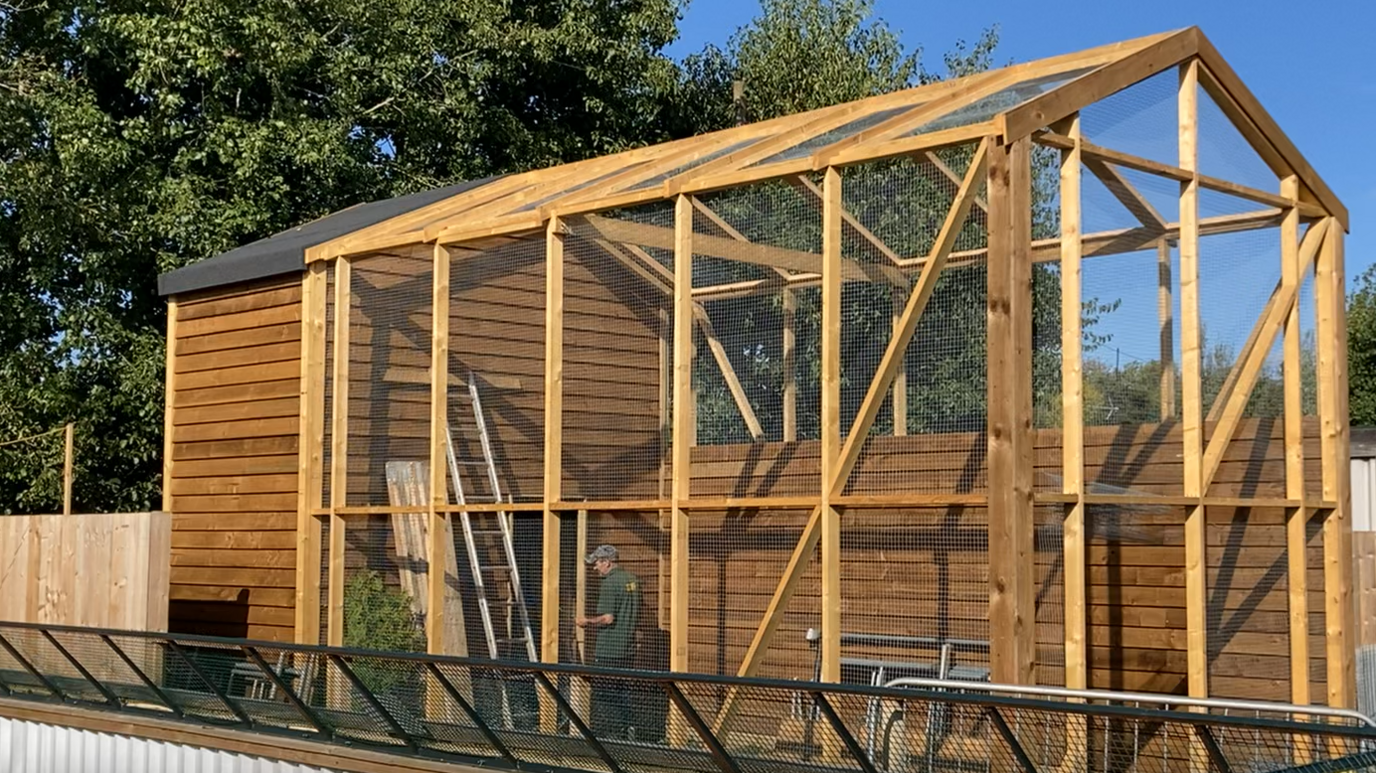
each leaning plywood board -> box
[384,460,468,658]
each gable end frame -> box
[998,26,1347,230]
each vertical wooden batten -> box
[295,263,327,646]
[1178,58,1209,701]
[162,299,178,515]
[541,218,565,732]
[328,257,351,653]
[1158,239,1176,420]
[1279,176,1310,712]
[670,196,694,678]
[1058,115,1087,699]
[1317,220,1354,708]
[987,137,1036,687]
[427,244,452,656]
[782,290,797,442]
[892,291,908,436]
[819,167,843,684]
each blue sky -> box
[668,0,1374,366]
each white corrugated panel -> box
[1353,458,1376,533]
[0,715,343,773]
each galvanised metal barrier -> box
[0,620,1371,773]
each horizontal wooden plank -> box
[177,304,302,339]
[172,416,300,444]
[168,600,296,627]
[173,379,300,410]
[170,566,295,588]
[172,512,295,531]
[172,436,298,462]
[167,619,292,642]
[175,323,301,357]
[177,360,301,391]
[172,493,297,513]
[173,397,300,428]
[177,285,301,322]
[172,548,296,569]
[169,474,298,497]
[176,341,300,375]
[172,455,299,479]
[169,585,297,607]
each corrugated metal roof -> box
[156,175,503,298]
[0,714,343,773]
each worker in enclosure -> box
[575,543,641,741]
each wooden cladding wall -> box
[343,239,665,507]
[580,416,1325,721]
[167,276,303,642]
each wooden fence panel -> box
[0,512,170,631]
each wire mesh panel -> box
[1204,506,1299,702]
[1079,67,1181,169]
[340,514,427,655]
[1083,502,1185,695]
[562,206,673,503]
[690,177,822,452]
[448,235,547,505]
[686,508,816,682]
[837,506,993,689]
[837,146,989,496]
[1035,501,1066,688]
[347,247,435,508]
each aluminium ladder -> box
[445,370,539,726]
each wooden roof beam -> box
[691,207,1285,301]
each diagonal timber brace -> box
[1199,217,1330,492]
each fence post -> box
[62,423,73,516]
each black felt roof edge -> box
[157,175,505,298]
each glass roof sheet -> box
[903,66,1101,137]
[749,103,921,167]
[625,136,770,191]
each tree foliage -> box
[0,0,682,511]
[1349,266,1376,425]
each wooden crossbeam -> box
[690,208,1285,301]
[1198,218,1330,492]
[924,151,989,213]
[1205,277,1282,424]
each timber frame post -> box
[820,167,843,684]
[295,262,327,647]
[987,136,1035,687]
[668,194,694,743]
[427,244,454,657]
[1317,220,1355,709]
[540,217,566,732]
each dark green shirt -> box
[593,566,640,662]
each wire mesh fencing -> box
[1,621,1373,773]
[562,205,674,503]
[345,248,434,509]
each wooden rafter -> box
[1084,158,1168,230]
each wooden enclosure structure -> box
[157,25,1357,725]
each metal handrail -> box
[880,676,1376,729]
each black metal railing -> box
[0,620,1371,773]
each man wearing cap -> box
[575,544,640,740]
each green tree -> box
[1349,266,1376,425]
[0,0,683,511]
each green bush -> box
[342,569,424,697]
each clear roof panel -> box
[509,159,656,213]
[624,136,772,192]
[748,103,922,167]
[902,65,1101,137]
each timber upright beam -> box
[819,168,843,684]
[987,137,1035,687]
[1178,58,1209,701]
[295,262,327,647]
[1058,114,1087,697]
[541,218,565,733]
[668,195,694,744]
[1279,177,1310,713]
[1316,219,1354,708]
[427,244,452,656]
